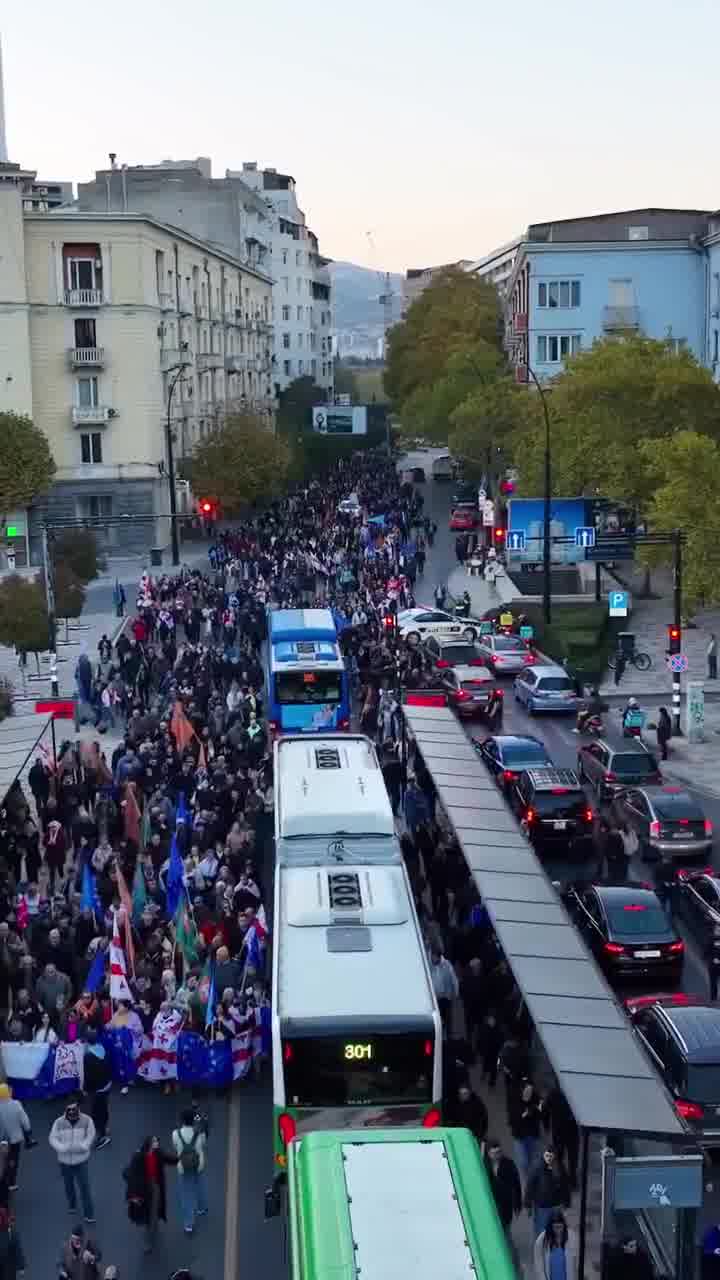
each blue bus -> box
[267,609,351,735]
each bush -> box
[0,678,14,722]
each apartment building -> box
[232,164,333,396]
[0,163,273,557]
[503,208,711,382]
[402,260,473,316]
[466,236,522,296]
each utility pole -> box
[41,526,58,697]
[165,362,187,567]
[672,527,683,735]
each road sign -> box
[482,500,495,527]
[519,625,534,640]
[608,590,629,618]
[506,530,526,552]
[479,621,493,635]
[477,488,486,503]
[669,653,689,673]
[575,526,596,548]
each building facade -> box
[503,208,711,382]
[401,261,473,316]
[0,165,273,557]
[466,236,522,296]
[233,164,333,396]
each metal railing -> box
[64,288,103,306]
[69,347,105,366]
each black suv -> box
[508,767,594,856]
[627,997,720,1142]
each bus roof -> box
[275,864,435,1025]
[269,608,338,643]
[275,736,395,840]
[270,642,343,670]
[289,1128,515,1280]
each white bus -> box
[432,452,454,481]
[274,734,401,866]
[271,861,443,1163]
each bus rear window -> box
[282,1033,433,1107]
[275,672,342,705]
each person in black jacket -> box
[123,1135,178,1255]
[523,1144,571,1237]
[83,1030,113,1149]
[484,1138,522,1230]
[543,1084,579,1190]
[606,1234,656,1280]
[508,1081,543,1180]
[447,1084,488,1145]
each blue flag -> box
[244,926,262,974]
[165,834,184,919]
[205,959,216,1031]
[81,863,101,916]
[85,946,106,994]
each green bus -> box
[269,1127,517,1280]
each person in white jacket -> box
[0,1083,35,1190]
[429,947,459,1032]
[48,1098,96,1222]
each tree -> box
[0,413,55,515]
[51,529,106,585]
[400,344,503,444]
[449,377,529,477]
[0,575,49,660]
[333,363,358,401]
[511,338,720,506]
[276,376,327,437]
[189,414,291,515]
[384,270,502,409]
[637,431,720,613]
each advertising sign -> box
[604,1154,703,1211]
[505,498,637,565]
[687,679,705,743]
[313,406,368,435]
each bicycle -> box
[606,649,652,672]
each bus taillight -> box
[424,1039,433,1057]
[278,1112,297,1147]
[422,1108,441,1129]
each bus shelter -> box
[403,704,693,1277]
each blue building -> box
[504,208,715,382]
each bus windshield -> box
[283,1033,434,1107]
[275,671,342,705]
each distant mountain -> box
[329,261,403,333]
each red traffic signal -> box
[199,499,214,516]
[494,527,506,542]
[383,613,396,631]
[667,623,681,656]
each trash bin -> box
[617,632,635,656]
[150,547,163,568]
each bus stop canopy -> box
[405,704,685,1139]
[0,712,53,803]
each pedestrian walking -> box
[656,706,672,761]
[508,1081,543,1181]
[172,1109,208,1235]
[124,1135,178,1255]
[708,634,718,680]
[614,650,627,686]
[428,947,459,1032]
[0,1084,35,1191]
[48,1097,96,1223]
[0,1207,25,1280]
[484,1137,522,1232]
[446,1083,488,1145]
[543,1084,579,1190]
[58,1224,102,1280]
[606,1233,656,1280]
[524,1146,571,1237]
[83,1029,113,1149]
[533,1212,578,1280]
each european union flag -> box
[245,926,262,974]
[85,946,106,994]
[205,960,216,1031]
[81,863,101,917]
[165,835,184,920]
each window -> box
[609,279,634,307]
[78,495,112,524]
[76,376,99,406]
[283,360,292,377]
[296,250,302,266]
[80,432,103,464]
[714,331,719,363]
[282,333,290,349]
[311,359,317,376]
[628,226,649,240]
[297,306,302,322]
[299,360,305,375]
[296,277,302,294]
[667,338,687,354]
[538,280,580,308]
[297,333,303,347]
[282,305,290,322]
[282,249,288,265]
[282,277,289,293]
[536,335,581,363]
[66,257,98,290]
[74,318,96,348]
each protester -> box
[532,1212,577,1280]
[172,1108,208,1235]
[0,1086,34,1191]
[524,1146,572,1237]
[123,1135,177,1254]
[58,1224,101,1280]
[484,1137,522,1232]
[48,1098,96,1222]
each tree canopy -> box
[511,337,720,507]
[0,575,49,655]
[384,270,502,411]
[638,430,720,612]
[276,376,327,436]
[50,529,105,586]
[0,413,56,514]
[189,414,291,515]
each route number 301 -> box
[344,1043,373,1061]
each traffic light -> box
[667,623,681,656]
[494,527,506,544]
[199,499,213,516]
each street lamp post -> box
[165,362,187,567]
[526,365,553,624]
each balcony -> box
[196,351,223,372]
[71,405,112,426]
[225,355,245,374]
[179,297,194,317]
[514,312,528,335]
[160,348,192,372]
[602,305,640,332]
[64,288,103,307]
[158,292,175,312]
[69,347,105,367]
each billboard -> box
[506,497,636,565]
[313,406,368,435]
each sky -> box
[4,0,720,273]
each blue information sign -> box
[506,531,526,552]
[611,1156,703,1210]
[575,526,596,548]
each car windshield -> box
[493,637,525,652]
[461,679,492,692]
[613,753,660,776]
[502,742,548,764]
[437,645,482,664]
[652,794,704,820]
[686,1065,720,1104]
[537,678,574,692]
[606,903,672,937]
[532,792,586,816]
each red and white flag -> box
[109,911,132,1001]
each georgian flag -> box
[109,911,132,1001]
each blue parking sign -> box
[609,590,629,618]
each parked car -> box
[563,883,684,984]
[576,736,662,802]
[473,734,552,787]
[673,870,720,960]
[411,466,426,482]
[627,996,720,1141]
[439,665,503,722]
[421,636,487,671]
[477,633,536,676]
[449,505,479,531]
[514,664,580,714]
[507,767,594,856]
[609,784,713,860]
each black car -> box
[674,870,720,958]
[507,768,594,856]
[472,734,552,788]
[563,883,684,983]
[626,997,720,1142]
[422,636,487,672]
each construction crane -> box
[366,231,397,356]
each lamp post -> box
[526,364,552,624]
[165,361,187,567]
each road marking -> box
[224,1089,242,1280]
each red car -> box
[449,505,478,531]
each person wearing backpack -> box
[171,1110,208,1235]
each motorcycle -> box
[576,713,603,736]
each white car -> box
[397,607,482,646]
